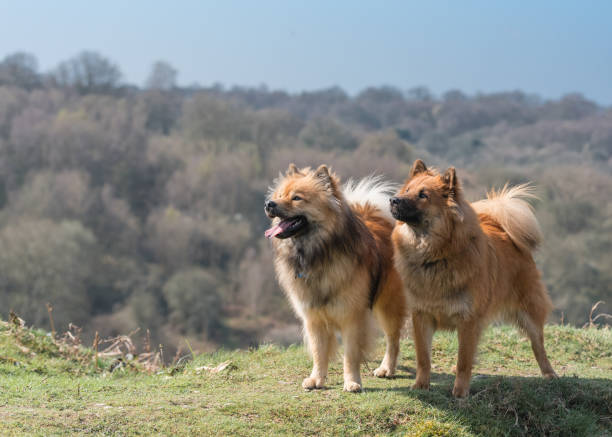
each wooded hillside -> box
[0,52,610,353]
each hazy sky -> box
[1,1,611,104]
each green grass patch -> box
[1,320,611,436]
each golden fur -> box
[265,164,407,392]
[391,160,557,398]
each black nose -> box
[390,197,401,206]
[265,200,277,210]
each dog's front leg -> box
[302,317,332,390]
[412,311,434,390]
[453,318,482,398]
[341,320,367,392]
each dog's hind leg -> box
[516,308,557,379]
[373,304,403,378]
[372,272,407,378]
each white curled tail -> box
[472,183,543,252]
[342,175,398,224]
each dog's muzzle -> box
[264,200,279,217]
[390,197,422,224]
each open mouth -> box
[265,216,308,239]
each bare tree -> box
[143,63,181,134]
[406,86,432,101]
[0,52,41,89]
[145,61,177,91]
[51,51,122,94]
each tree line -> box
[0,51,610,354]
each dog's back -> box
[343,176,397,224]
[343,176,397,271]
[471,184,553,321]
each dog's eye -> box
[418,190,428,199]
[292,195,302,201]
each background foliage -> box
[0,51,610,353]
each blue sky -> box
[1,1,611,104]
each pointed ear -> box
[442,168,463,221]
[286,163,301,175]
[315,164,330,181]
[314,164,338,193]
[410,159,427,178]
[442,167,459,198]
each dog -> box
[390,159,557,398]
[265,164,407,392]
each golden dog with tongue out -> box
[265,164,407,392]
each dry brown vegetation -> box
[0,51,610,356]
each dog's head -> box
[390,159,464,230]
[264,163,342,239]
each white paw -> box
[343,381,362,392]
[373,366,395,378]
[302,376,325,390]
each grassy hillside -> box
[1,319,611,436]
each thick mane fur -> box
[285,203,370,281]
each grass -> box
[1,318,611,436]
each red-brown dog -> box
[391,160,557,397]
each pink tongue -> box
[265,220,291,239]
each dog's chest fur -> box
[274,232,366,315]
[394,224,475,322]
[280,251,356,311]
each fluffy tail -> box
[472,183,543,252]
[342,175,397,224]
